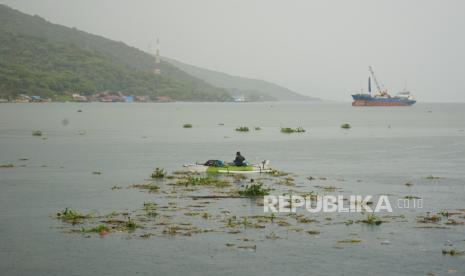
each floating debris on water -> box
[417,212,443,223]
[360,214,383,225]
[404,195,421,199]
[281,127,305,133]
[183,123,193,128]
[56,208,92,224]
[445,219,464,225]
[442,249,464,256]
[130,183,160,192]
[265,232,281,240]
[238,183,270,197]
[268,170,289,177]
[175,176,231,188]
[235,126,250,132]
[81,225,110,235]
[340,123,351,129]
[32,130,42,136]
[338,239,362,244]
[380,240,391,245]
[151,168,166,179]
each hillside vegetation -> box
[0,4,230,101]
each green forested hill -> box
[0,4,231,101]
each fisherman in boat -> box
[233,151,246,166]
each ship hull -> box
[351,94,416,106]
[352,100,412,106]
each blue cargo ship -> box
[352,66,416,106]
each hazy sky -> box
[2,0,465,102]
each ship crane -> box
[368,66,383,94]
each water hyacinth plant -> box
[238,183,271,197]
[361,214,383,225]
[81,225,110,234]
[56,208,92,224]
[183,123,193,128]
[151,168,166,179]
[176,176,230,188]
[235,126,249,132]
[340,123,351,129]
[125,218,137,230]
[32,130,42,136]
[281,127,305,133]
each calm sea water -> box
[1,102,464,276]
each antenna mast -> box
[154,37,161,74]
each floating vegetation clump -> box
[426,175,441,180]
[176,176,230,188]
[92,171,102,175]
[281,127,305,133]
[417,213,442,223]
[238,183,270,197]
[32,130,42,136]
[297,216,317,223]
[0,164,14,168]
[81,225,110,235]
[125,218,137,230]
[320,185,338,192]
[235,126,249,132]
[266,232,281,240]
[131,183,160,192]
[361,214,383,225]
[172,170,194,175]
[228,173,247,182]
[444,219,464,225]
[276,177,295,186]
[56,208,91,224]
[254,127,261,131]
[151,168,166,179]
[338,239,362,244]
[404,195,421,199]
[183,123,193,128]
[438,210,462,217]
[340,123,351,129]
[442,249,464,256]
[51,162,465,256]
[268,170,289,177]
[344,220,354,226]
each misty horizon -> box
[1,0,464,102]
